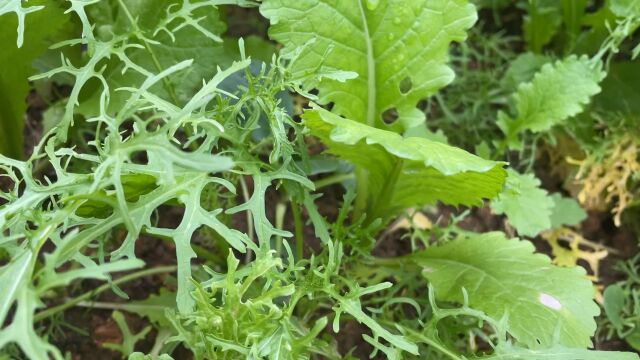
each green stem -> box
[353,167,370,221]
[34,265,177,322]
[367,159,403,224]
[291,199,304,260]
[314,173,355,190]
[116,0,180,105]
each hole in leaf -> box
[128,151,148,165]
[399,76,412,94]
[325,102,335,112]
[153,201,185,230]
[381,108,399,125]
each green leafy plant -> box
[1,1,640,359]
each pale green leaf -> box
[603,284,626,330]
[610,0,640,17]
[260,0,477,130]
[102,311,152,356]
[502,53,551,91]
[549,194,587,229]
[80,0,234,114]
[0,287,62,360]
[0,248,32,326]
[0,0,44,47]
[303,107,506,220]
[480,343,639,360]
[130,353,174,360]
[413,232,599,348]
[498,55,606,142]
[491,170,554,237]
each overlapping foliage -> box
[1,0,639,359]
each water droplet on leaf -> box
[366,0,379,10]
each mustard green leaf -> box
[303,107,506,220]
[499,55,606,138]
[549,194,587,229]
[260,0,477,130]
[480,343,639,360]
[0,0,75,159]
[413,232,599,348]
[491,170,554,237]
[603,284,626,330]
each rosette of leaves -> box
[260,0,507,224]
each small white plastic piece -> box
[539,293,562,310]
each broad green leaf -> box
[524,0,562,53]
[413,232,599,348]
[303,107,506,220]
[625,329,640,352]
[0,0,75,158]
[595,62,640,116]
[603,284,626,330]
[549,194,587,229]
[491,170,554,237]
[561,0,587,49]
[260,0,477,130]
[480,343,639,360]
[502,53,551,92]
[498,56,606,146]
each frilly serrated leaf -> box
[303,107,506,220]
[0,0,44,47]
[260,0,477,130]
[412,232,599,349]
[491,170,554,237]
[498,55,606,143]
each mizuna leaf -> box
[80,0,234,114]
[610,0,640,17]
[303,107,506,220]
[412,232,599,349]
[260,0,477,130]
[498,55,606,146]
[0,248,32,326]
[491,170,554,237]
[0,0,44,47]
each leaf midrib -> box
[357,0,376,127]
